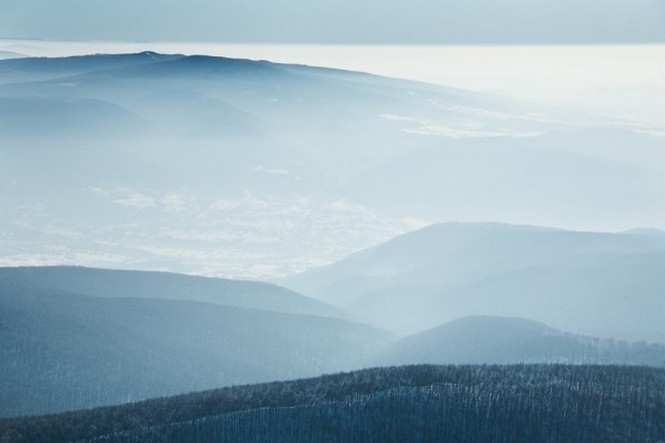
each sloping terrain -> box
[285,223,665,341]
[0,266,342,317]
[372,316,665,367]
[2,365,664,443]
[0,282,387,417]
[4,266,665,419]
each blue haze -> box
[1,0,663,43]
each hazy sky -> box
[2,0,664,43]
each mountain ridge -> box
[0,265,344,318]
[373,315,665,367]
[284,222,665,341]
[0,280,388,417]
[2,51,663,277]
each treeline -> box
[2,364,664,442]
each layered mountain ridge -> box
[0,266,387,417]
[0,265,342,317]
[3,264,665,418]
[374,315,665,367]
[2,51,664,439]
[285,222,665,341]
[2,52,663,278]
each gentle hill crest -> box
[285,222,665,342]
[373,316,665,367]
[0,281,388,417]
[0,265,343,318]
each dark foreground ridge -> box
[2,364,664,443]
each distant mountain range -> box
[1,52,663,277]
[285,222,665,341]
[2,51,665,432]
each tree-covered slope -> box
[0,283,387,417]
[2,365,664,443]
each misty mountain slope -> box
[0,283,389,417]
[2,53,478,147]
[0,266,343,318]
[284,223,665,340]
[0,51,183,84]
[1,53,452,183]
[129,88,266,137]
[0,96,147,136]
[408,252,665,341]
[286,222,665,301]
[345,250,665,341]
[344,132,665,226]
[3,365,664,443]
[545,127,665,172]
[0,51,24,60]
[1,52,663,277]
[372,316,665,367]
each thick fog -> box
[1,51,664,279]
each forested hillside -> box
[0,282,387,417]
[5,266,665,418]
[2,365,663,443]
